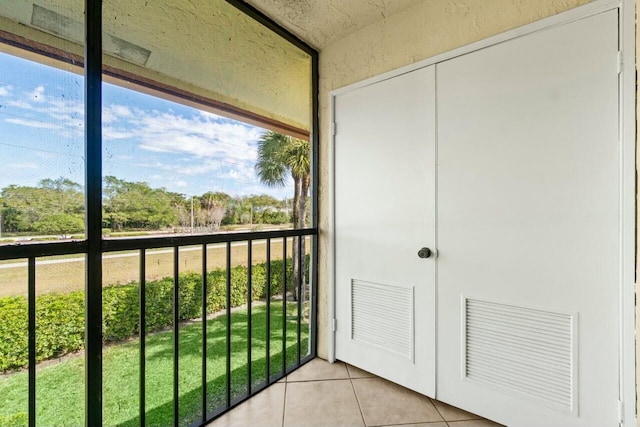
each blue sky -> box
[0,51,293,199]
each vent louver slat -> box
[351,280,414,360]
[465,298,576,414]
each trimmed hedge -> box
[0,257,305,373]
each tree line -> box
[0,176,292,236]
[1,131,311,301]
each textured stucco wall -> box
[244,0,425,49]
[316,0,614,360]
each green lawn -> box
[0,303,309,427]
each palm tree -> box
[255,131,310,300]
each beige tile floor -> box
[207,358,504,427]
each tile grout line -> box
[370,423,454,426]
[430,398,486,424]
[431,398,447,422]
[349,376,368,427]
[370,421,452,427]
[281,380,287,427]
[286,377,351,383]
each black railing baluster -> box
[297,236,302,364]
[282,237,287,373]
[247,240,252,395]
[225,242,231,407]
[139,249,146,427]
[28,257,35,427]
[265,238,271,382]
[201,244,207,424]
[173,247,179,427]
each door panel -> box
[436,10,619,427]
[334,66,436,396]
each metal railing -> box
[0,227,317,427]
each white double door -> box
[334,10,620,427]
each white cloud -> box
[6,95,82,121]
[110,105,133,117]
[0,85,12,96]
[103,104,133,124]
[115,109,274,194]
[46,98,83,118]
[1,82,287,195]
[6,100,33,109]
[138,143,175,153]
[4,88,85,138]
[103,126,134,140]
[102,109,117,124]
[5,118,61,129]
[142,173,189,193]
[198,110,223,120]
[132,111,261,163]
[178,160,223,175]
[132,159,223,177]
[29,86,46,103]
[222,169,239,180]
[219,165,259,184]
[5,85,263,166]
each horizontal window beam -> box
[101,228,317,252]
[0,240,88,260]
[0,229,316,260]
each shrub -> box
[33,213,85,237]
[0,297,28,371]
[0,256,307,373]
[0,292,85,371]
[36,292,85,360]
[262,210,290,225]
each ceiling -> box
[244,0,427,49]
[0,0,425,133]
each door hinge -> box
[617,400,623,425]
[617,51,622,75]
[332,318,337,332]
[332,122,337,136]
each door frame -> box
[327,0,636,424]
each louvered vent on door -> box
[351,280,414,361]
[464,298,576,414]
